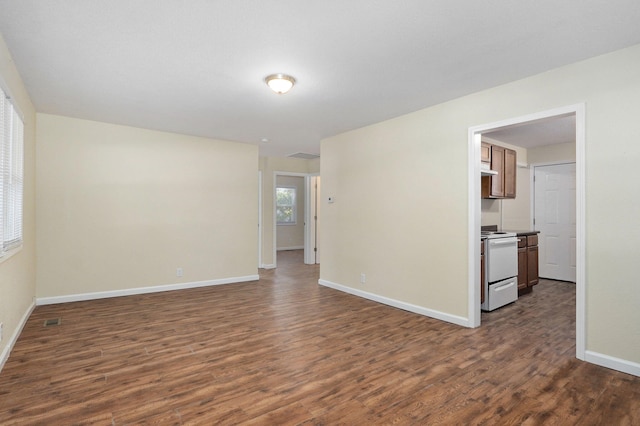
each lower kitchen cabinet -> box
[517,240,527,291]
[517,234,539,295]
[527,240,539,287]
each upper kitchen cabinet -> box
[481,142,492,163]
[482,143,517,199]
[504,148,516,198]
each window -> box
[0,85,24,257]
[276,186,296,225]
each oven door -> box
[486,237,518,283]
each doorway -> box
[271,172,320,268]
[468,104,585,361]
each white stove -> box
[481,231,518,311]
[481,230,517,239]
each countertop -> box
[505,230,540,236]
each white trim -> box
[468,103,586,359]
[585,351,640,377]
[277,246,304,251]
[260,264,276,269]
[575,103,587,361]
[468,132,482,328]
[304,174,320,265]
[35,275,259,306]
[0,301,35,373]
[258,170,263,269]
[318,279,470,327]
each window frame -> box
[0,83,24,260]
[275,186,297,225]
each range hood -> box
[481,163,498,176]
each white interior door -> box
[534,163,576,282]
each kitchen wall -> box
[276,175,305,250]
[321,43,640,368]
[36,114,259,300]
[528,141,576,164]
[0,34,37,369]
[259,156,319,268]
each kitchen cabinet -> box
[517,233,539,295]
[481,142,492,164]
[504,148,517,198]
[527,235,539,287]
[481,144,517,199]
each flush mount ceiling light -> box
[265,73,296,94]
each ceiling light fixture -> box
[265,73,296,94]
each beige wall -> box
[0,35,37,365]
[276,175,305,250]
[259,156,319,267]
[528,141,576,164]
[321,43,640,364]
[36,114,258,298]
[500,165,532,230]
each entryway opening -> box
[272,172,321,268]
[468,104,585,361]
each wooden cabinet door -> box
[480,143,516,199]
[504,148,517,198]
[490,145,505,197]
[527,245,539,286]
[517,246,527,290]
[481,142,492,163]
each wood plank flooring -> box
[1,250,639,425]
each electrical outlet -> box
[360,273,366,284]
[176,267,183,277]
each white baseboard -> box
[0,301,35,373]
[36,275,260,306]
[585,350,640,377]
[277,246,304,251]
[318,279,470,327]
[260,264,276,270]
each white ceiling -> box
[1,1,639,157]
[483,115,576,149]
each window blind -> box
[0,86,24,255]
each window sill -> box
[0,244,23,265]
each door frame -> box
[258,170,263,269]
[467,103,586,361]
[304,174,320,265]
[272,171,314,268]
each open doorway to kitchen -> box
[468,104,585,361]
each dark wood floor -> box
[1,250,638,425]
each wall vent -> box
[44,318,61,327]
[288,152,320,160]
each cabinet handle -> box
[495,282,515,291]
